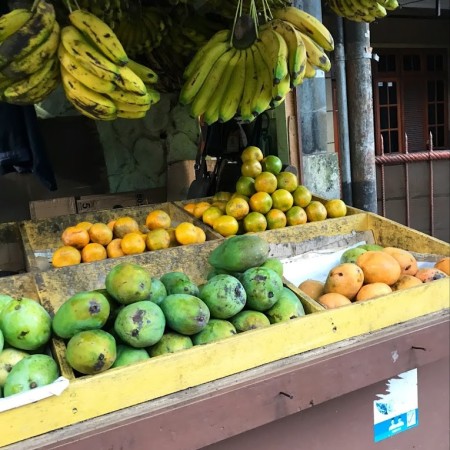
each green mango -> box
[52,291,111,339]
[160,294,210,336]
[230,310,270,332]
[148,332,193,357]
[111,344,149,368]
[241,267,283,312]
[199,274,246,319]
[265,287,306,324]
[192,319,236,345]
[105,262,152,305]
[0,294,14,315]
[167,279,200,297]
[260,258,284,278]
[0,329,3,353]
[66,330,116,375]
[94,288,122,328]
[0,298,51,351]
[358,244,384,251]
[208,235,269,272]
[114,301,165,348]
[160,272,190,292]
[3,354,59,397]
[340,247,367,264]
[147,278,167,305]
[0,348,29,387]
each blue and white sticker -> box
[373,369,419,442]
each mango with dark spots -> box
[260,258,284,278]
[192,319,236,345]
[95,288,122,328]
[52,291,111,339]
[0,348,29,387]
[240,267,283,311]
[148,332,193,357]
[105,262,152,305]
[160,294,210,335]
[167,279,200,297]
[0,298,51,351]
[160,272,190,292]
[111,344,149,368]
[66,329,116,375]
[199,274,246,319]
[146,278,167,305]
[114,301,165,347]
[230,310,270,332]
[3,354,59,397]
[265,287,306,324]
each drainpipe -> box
[334,16,353,205]
[345,21,377,213]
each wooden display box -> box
[20,202,221,272]
[1,212,449,447]
[0,222,27,276]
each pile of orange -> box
[52,210,207,268]
[183,146,348,238]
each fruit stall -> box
[0,0,449,449]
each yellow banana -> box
[250,45,273,117]
[257,28,289,84]
[239,47,257,123]
[300,32,331,72]
[61,66,117,121]
[145,87,160,105]
[273,7,334,52]
[218,49,246,123]
[69,9,128,66]
[107,88,152,107]
[0,9,32,42]
[304,60,316,79]
[0,1,55,69]
[114,65,147,95]
[127,59,158,84]
[57,44,116,94]
[60,25,120,82]
[272,72,291,102]
[117,110,147,119]
[290,28,307,87]
[2,21,60,80]
[113,99,150,113]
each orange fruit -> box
[286,206,308,226]
[75,221,93,231]
[325,199,347,218]
[212,215,239,237]
[212,201,227,213]
[243,212,267,233]
[81,243,107,263]
[52,246,81,268]
[305,201,328,222]
[195,226,206,243]
[113,216,139,238]
[271,189,294,212]
[106,239,125,258]
[166,227,178,247]
[202,206,223,227]
[254,172,278,193]
[230,193,249,202]
[261,155,282,174]
[236,176,256,197]
[225,197,250,220]
[107,220,116,231]
[276,172,298,192]
[120,232,146,255]
[183,203,196,214]
[249,192,273,214]
[193,202,212,219]
[175,222,199,245]
[266,209,287,230]
[88,223,113,246]
[146,229,171,251]
[213,191,232,202]
[241,159,262,178]
[293,185,312,208]
[241,146,263,162]
[61,226,90,250]
[145,209,171,230]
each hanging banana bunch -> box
[179,1,334,125]
[327,0,399,23]
[0,0,61,105]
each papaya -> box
[230,310,270,332]
[160,294,210,335]
[111,345,149,368]
[66,330,116,375]
[114,301,166,348]
[324,263,364,300]
[241,267,283,312]
[3,354,59,397]
[52,291,111,339]
[192,319,236,345]
[199,274,246,319]
[0,298,51,351]
[105,262,152,305]
[147,278,167,305]
[208,235,269,272]
[265,287,305,323]
[148,332,193,357]
[260,258,284,278]
[0,348,29,387]
[160,272,190,292]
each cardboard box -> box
[29,197,77,220]
[0,222,26,274]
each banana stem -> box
[31,0,41,13]
[73,0,81,10]
[64,0,73,13]
[231,0,244,47]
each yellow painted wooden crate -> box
[20,202,221,272]
[1,212,449,447]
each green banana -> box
[0,1,55,69]
[145,87,160,105]
[127,59,158,84]
[257,28,289,84]
[250,45,273,117]
[0,9,32,42]
[238,47,257,123]
[273,7,334,52]
[300,32,331,72]
[69,9,128,66]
